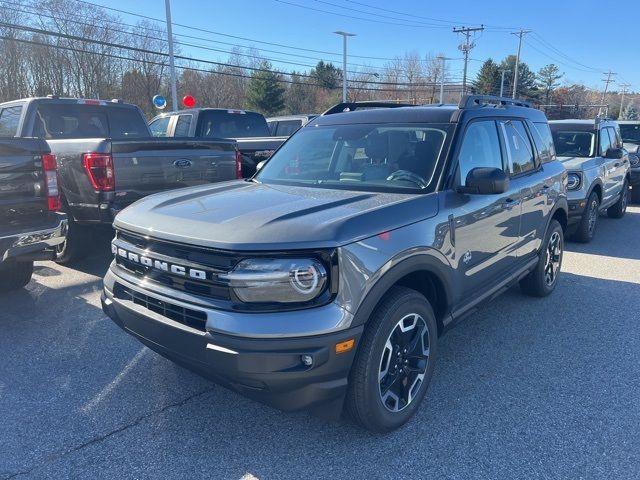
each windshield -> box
[551,129,595,157]
[620,124,640,144]
[197,110,270,138]
[256,123,450,192]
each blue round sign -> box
[152,95,167,109]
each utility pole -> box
[165,0,178,111]
[437,56,449,103]
[499,69,510,97]
[334,31,356,103]
[453,25,484,95]
[618,82,630,118]
[511,29,531,99]
[600,70,617,115]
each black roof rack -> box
[459,95,532,109]
[322,101,415,116]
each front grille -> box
[114,231,236,301]
[114,283,207,331]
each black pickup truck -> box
[0,97,240,263]
[149,108,287,177]
[0,138,66,290]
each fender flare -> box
[543,197,568,239]
[350,251,454,328]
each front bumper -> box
[567,198,588,225]
[0,213,67,262]
[101,274,363,415]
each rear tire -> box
[346,286,438,433]
[55,217,88,264]
[607,180,629,218]
[520,219,563,297]
[573,192,599,243]
[0,260,34,291]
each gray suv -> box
[617,120,640,202]
[550,119,631,242]
[102,96,568,432]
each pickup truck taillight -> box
[83,153,115,191]
[235,150,243,179]
[42,153,61,211]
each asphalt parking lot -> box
[1,208,639,480]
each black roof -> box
[313,102,548,126]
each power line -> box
[0,22,460,89]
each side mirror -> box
[458,167,510,195]
[605,147,624,159]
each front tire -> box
[346,286,438,433]
[607,180,629,218]
[520,219,563,297]
[0,260,34,291]
[573,192,599,243]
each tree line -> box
[0,0,636,120]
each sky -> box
[103,0,639,92]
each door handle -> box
[502,198,520,210]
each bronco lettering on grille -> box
[112,243,208,280]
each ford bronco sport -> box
[550,119,631,242]
[102,96,568,432]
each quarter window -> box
[174,115,192,136]
[500,120,536,175]
[0,106,23,136]
[457,121,504,185]
[149,116,170,137]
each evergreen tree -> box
[622,103,639,121]
[310,61,342,90]
[499,55,539,100]
[473,59,500,95]
[537,64,563,106]
[245,61,285,115]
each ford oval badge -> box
[173,158,192,168]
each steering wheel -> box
[386,170,428,189]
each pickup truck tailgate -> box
[111,139,237,205]
[0,138,51,218]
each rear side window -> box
[457,120,503,185]
[0,106,23,136]
[197,110,271,138]
[276,120,303,137]
[499,120,536,175]
[174,115,192,136]
[33,104,147,139]
[149,117,170,137]
[530,122,556,163]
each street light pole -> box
[334,31,356,103]
[511,30,531,99]
[165,0,178,111]
[499,69,510,97]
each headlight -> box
[567,172,582,190]
[221,258,327,304]
[630,153,639,167]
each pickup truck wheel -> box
[573,192,600,243]
[346,286,437,433]
[607,180,629,218]
[0,260,34,291]
[520,219,563,297]
[55,217,88,264]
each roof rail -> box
[459,95,532,109]
[322,101,415,116]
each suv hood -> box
[558,156,601,171]
[114,180,439,251]
[623,142,639,154]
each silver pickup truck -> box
[550,119,631,242]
